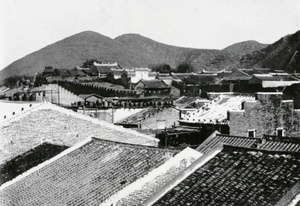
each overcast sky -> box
[0,0,299,70]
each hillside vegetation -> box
[0,30,299,82]
[240,30,300,72]
[222,40,268,56]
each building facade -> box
[229,92,300,137]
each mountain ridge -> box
[0,30,299,82]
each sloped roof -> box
[109,69,126,76]
[108,147,202,205]
[137,79,169,89]
[222,69,252,81]
[0,86,9,92]
[150,145,300,205]
[180,94,255,124]
[196,132,300,154]
[252,74,300,81]
[196,132,261,153]
[0,102,159,164]
[91,62,122,74]
[0,138,178,205]
[56,69,71,76]
[78,93,104,100]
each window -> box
[276,128,285,137]
[247,129,256,138]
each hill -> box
[0,31,140,82]
[1,30,299,82]
[222,40,268,56]
[239,30,300,72]
[115,33,239,71]
[0,32,240,82]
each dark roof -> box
[67,69,79,77]
[196,133,260,153]
[137,79,169,89]
[80,68,96,75]
[57,69,71,77]
[152,146,300,206]
[222,68,274,82]
[43,67,55,74]
[0,138,178,205]
[91,63,122,74]
[70,68,86,77]
[222,69,252,81]
[251,74,299,81]
[196,132,300,154]
[78,93,104,100]
[116,147,202,205]
[109,69,126,76]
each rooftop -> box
[108,147,202,205]
[151,145,300,206]
[0,102,159,164]
[0,138,178,205]
[252,74,300,81]
[196,132,300,154]
[180,94,255,124]
[92,62,122,73]
[137,79,169,89]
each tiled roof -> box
[152,146,300,206]
[196,132,260,154]
[196,132,300,154]
[222,69,252,81]
[92,62,122,74]
[180,94,255,124]
[78,93,104,100]
[109,69,126,76]
[106,147,202,206]
[0,86,9,92]
[252,74,299,81]
[56,69,71,77]
[0,103,159,164]
[137,80,169,89]
[0,138,178,205]
[259,140,300,152]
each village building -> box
[42,67,55,76]
[126,68,157,84]
[134,79,171,97]
[0,86,10,97]
[229,92,300,137]
[145,144,300,206]
[248,74,300,88]
[156,73,173,86]
[77,93,104,107]
[90,62,122,78]
[179,93,255,137]
[0,137,178,205]
[75,66,98,76]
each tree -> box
[149,64,173,73]
[175,63,194,73]
[81,59,102,68]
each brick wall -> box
[229,92,300,137]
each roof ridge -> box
[143,146,222,205]
[222,144,300,155]
[0,137,92,190]
[39,102,160,143]
[91,137,180,153]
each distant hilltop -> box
[0,30,299,83]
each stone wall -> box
[229,92,300,137]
